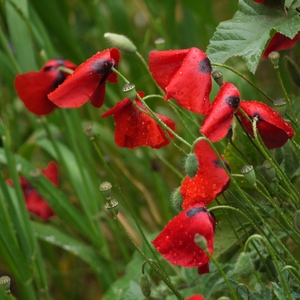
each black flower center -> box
[186,206,207,218]
[225,96,240,109]
[198,57,212,74]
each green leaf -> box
[207,0,300,73]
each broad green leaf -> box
[207,0,300,73]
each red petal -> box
[181,140,230,208]
[102,92,175,149]
[14,72,58,115]
[41,161,59,186]
[48,49,120,108]
[152,204,214,268]
[185,295,206,300]
[149,48,211,114]
[200,82,240,142]
[263,31,300,59]
[25,190,54,220]
[237,100,294,149]
[198,263,210,274]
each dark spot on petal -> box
[213,159,231,172]
[254,113,260,120]
[53,71,67,89]
[93,59,114,75]
[198,57,212,74]
[208,211,217,232]
[186,206,207,218]
[225,96,240,108]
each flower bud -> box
[104,33,137,54]
[104,199,119,217]
[184,153,198,178]
[268,51,280,68]
[154,38,165,50]
[234,252,255,278]
[122,83,136,101]
[194,233,208,251]
[170,187,183,212]
[212,70,223,86]
[139,274,151,297]
[241,165,256,186]
[273,98,286,117]
[83,123,94,140]
[0,276,11,293]
[293,210,300,232]
[99,181,113,199]
[262,160,276,182]
[284,55,300,87]
[217,297,231,300]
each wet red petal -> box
[149,48,211,114]
[41,161,59,187]
[25,190,54,220]
[237,100,294,149]
[262,31,300,59]
[48,49,120,108]
[152,204,214,268]
[198,263,210,274]
[185,295,206,300]
[181,140,230,208]
[200,82,240,142]
[102,92,175,149]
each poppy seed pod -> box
[212,70,223,86]
[0,276,11,293]
[104,199,119,217]
[241,165,256,186]
[83,123,94,140]
[154,38,165,50]
[268,51,280,68]
[99,181,113,198]
[122,83,136,101]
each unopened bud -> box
[122,83,136,101]
[194,233,208,251]
[234,252,255,278]
[184,153,198,178]
[269,51,280,68]
[83,123,94,140]
[212,70,223,86]
[241,165,256,186]
[273,98,286,117]
[139,274,151,297]
[104,33,137,54]
[0,276,11,293]
[170,187,183,212]
[154,38,165,50]
[99,181,113,198]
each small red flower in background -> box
[49,48,120,108]
[185,295,206,300]
[262,32,300,59]
[149,47,212,114]
[7,162,58,220]
[14,59,76,115]
[254,0,264,3]
[236,100,294,149]
[200,82,240,142]
[102,92,175,149]
[180,140,230,209]
[152,204,216,274]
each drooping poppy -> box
[149,47,212,114]
[101,92,175,149]
[236,100,294,149]
[48,48,120,108]
[200,82,240,142]
[14,59,77,115]
[7,161,59,220]
[180,140,230,209]
[152,204,216,274]
[262,31,300,59]
[185,295,206,300]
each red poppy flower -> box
[254,0,264,3]
[180,140,230,209]
[236,100,294,149]
[200,82,240,142]
[262,31,300,59]
[152,204,215,274]
[185,295,206,300]
[48,48,120,108]
[101,92,175,149]
[149,47,212,114]
[14,59,77,115]
[7,162,59,220]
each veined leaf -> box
[207,0,300,73]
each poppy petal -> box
[181,140,230,209]
[152,204,215,268]
[149,48,212,114]
[41,161,59,187]
[237,100,294,149]
[185,295,206,300]
[200,82,240,142]
[48,49,120,108]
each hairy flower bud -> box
[104,33,137,54]
[234,252,255,278]
[170,187,183,212]
[139,274,151,297]
[184,153,198,178]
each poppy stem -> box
[111,66,129,84]
[58,66,74,75]
[212,62,273,103]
